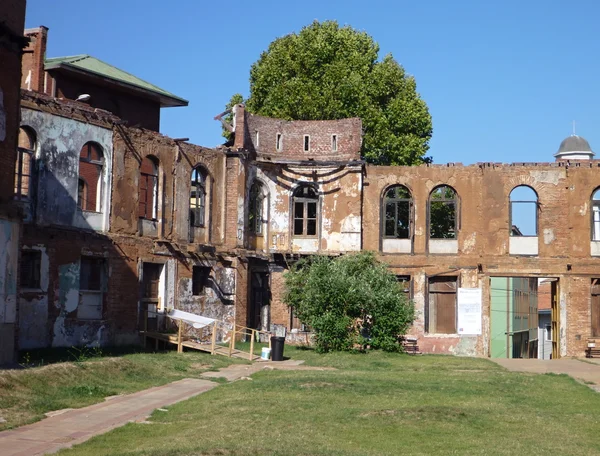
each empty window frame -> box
[78,142,104,212]
[427,276,457,334]
[20,249,41,289]
[249,181,264,235]
[192,266,211,296]
[545,324,552,342]
[139,156,159,219]
[78,257,104,320]
[592,279,600,337]
[276,133,282,152]
[509,186,538,236]
[396,275,412,299]
[304,135,310,152]
[190,166,207,227]
[592,189,600,241]
[293,185,318,237]
[332,134,338,152]
[429,185,458,239]
[14,127,35,199]
[383,185,412,239]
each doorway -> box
[140,262,164,331]
[249,268,270,332]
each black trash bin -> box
[270,336,285,361]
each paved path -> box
[492,358,600,392]
[0,359,313,455]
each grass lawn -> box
[57,347,600,456]
[0,347,243,431]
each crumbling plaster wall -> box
[21,107,113,231]
[254,163,363,254]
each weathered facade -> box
[0,0,27,364]
[8,23,600,361]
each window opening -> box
[78,257,104,320]
[78,142,104,212]
[592,279,600,337]
[332,135,337,152]
[384,186,411,239]
[510,186,538,236]
[190,167,207,227]
[249,181,264,235]
[276,133,282,151]
[139,156,158,219]
[14,127,35,199]
[192,266,211,296]
[304,135,310,152]
[20,250,41,289]
[429,186,457,239]
[592,189,600,241]
[293,185,318,237]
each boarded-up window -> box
[139,156,159,219]
[592,279,600,337]
[78,142,104,212]
[78,257,104,320]
[427,277,457,334]
[14,127,35,199]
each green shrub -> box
[284,252,415,353]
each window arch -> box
[249,181,265,235]
[78,142,104,212]
[14,126,36,199]
[190,166,207,227]
[429,185,458,239]
[139,156,159,219]
[591,188,600,241]
[383,185,412,239]
[293,185,318,237]
[509,186,538,236]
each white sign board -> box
[457,288,482,335]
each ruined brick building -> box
[5,22,600,363]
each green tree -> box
[284,252,415,353]
[228,20,433,165]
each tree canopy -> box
[284,252,415,353]
[227,20,433,165]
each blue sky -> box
[25,0,600,165]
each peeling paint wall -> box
[21,107,113,231]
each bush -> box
[284,252,415,353]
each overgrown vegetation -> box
[284,252,415,353]
[225,20,433,166]
[59,351,600,456]
[0,349,241,430]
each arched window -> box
[293,185,318,237]
[509,186,538,236]
[190,166,207,227]
[383,185,412,239]
[591,189,600,241]
[14,127,36,199]
[429,185,458,239]
[78,142,104,212]
[249,181,264,235]
[139,156,159,219]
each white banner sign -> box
[457,288,482,335]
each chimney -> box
[232,103,246,150]
[22,26,48,93]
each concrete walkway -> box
[492,358,600,392]
[0,359,313,455]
